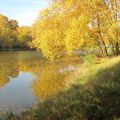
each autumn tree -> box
[0,13,32,49]
[106,0,120,55]
[0,14,15,48]
[32,0,120,59]
[32,0,91,60]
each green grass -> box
[4,56,120,120]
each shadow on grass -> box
[6,62,120,120]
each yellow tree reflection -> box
[32,63,67,100]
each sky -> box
[0,0,49,26]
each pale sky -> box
[0,0,49,26]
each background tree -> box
[0,14,15,48]
[9,19,18,30]
[16,26,32,48]
[0,13,32,49]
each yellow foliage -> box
[31,0,120,59]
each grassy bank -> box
[5,56,120,120]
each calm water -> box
[0,51,80,115]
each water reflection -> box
[32,63,67,100]
[0,51,80,113]
[32,55,81,100]
[0,51,42,87]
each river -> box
[0,51,80,115]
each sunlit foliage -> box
[32,0,120,60]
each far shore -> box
[0,48,36,52]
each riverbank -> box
[4,56,120,120]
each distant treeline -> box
[0,14,32,49]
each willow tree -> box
[32,0,92,60]
[32,7,68,60]
[32,0,120,59]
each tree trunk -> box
[111,42,116,55]
[115,42,120,56]
[102,41,109,56]
[115,0,120,56]
[97,14,109,56]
